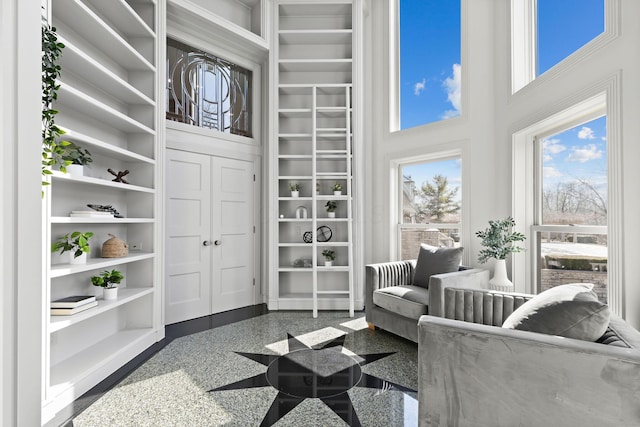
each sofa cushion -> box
[413,244,463,289]
[502,283,610,341]
[373,285,429,320]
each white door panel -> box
[165,150,256,322]
[211,157,255,313]
[165,150,211,324]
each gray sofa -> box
[365,259,489,342]
[418,287,640,426]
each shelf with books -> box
[49,287,154,333]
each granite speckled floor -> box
[72,312,418,426]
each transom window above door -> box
[166,38,253,137]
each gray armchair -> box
[365,259,489,342]
[418,287,640,426]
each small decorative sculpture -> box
[296,206,308,219]
[87,204,123,218]
[108,168,129,184]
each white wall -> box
[366,0,640,328]
[1,1,44,425]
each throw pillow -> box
[502,283,610,341]
[412,243,463,289]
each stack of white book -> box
[50,295,98,316]
[69,210,114,218]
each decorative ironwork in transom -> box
[166,39,252,137]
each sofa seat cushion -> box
[373,285,429,320]
[502,283,610,341]
[413,244,464,289]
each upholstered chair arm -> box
[428,268,490,318]
[365,260,416,315]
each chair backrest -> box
[443,287,534,326]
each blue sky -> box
[542,116,607,190]
[399,0,604,129]
[399,0,606,197]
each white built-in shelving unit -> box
[42,0,163,422]
[270,0,361,317]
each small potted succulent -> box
[61,142,92,176]
[333,182,343,196]
[325,200,337,218]
[322,249,336,267]
[289,182,301,198]
[51,231,94,264]
[91,269,124,300]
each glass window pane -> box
[166,38,252,137]
[400,227,460,260]
[399,0,461,129]
[537,0,604,76]
[401,158,461,224]
[541,116,607,225]
[537,230,607,303]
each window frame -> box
[391,0,466,132]
[511,0,620,94]
[512,78,622,315]
[391,146,468,264]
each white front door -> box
[165,150,256,324]
[211,156,255,313]
[165,149,212,324]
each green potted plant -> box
[61,142,92,176]
[91,269,124,300]
[476,216,526,290]
[289,182,301,197]
[333,182,343,195]
[325,200,337,218]
[321,249,336,267]
[51,231,94,265]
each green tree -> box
[418,174,460,222]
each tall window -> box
[512,0,607,92]
[166,38,252,137]
[398,0,461,129]
[398,157,462,260]
[537,0,605,76]
[534,116,607,301]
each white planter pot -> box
[291,191,299,198]
[324,261,333,267]
[66,164,84,176]
[69,252,87,265]
[327,212,335,218]
[103,287,118,300]
[489,259,514,291]
[333,190,342,196]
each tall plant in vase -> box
[476,216,525,291]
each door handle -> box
[214,240,222,246]
[203,240,212,246]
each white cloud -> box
[566,144,603,163]
[542,138,566,162]
[441,64,461,119]
[543,166,563,178]
[414,79,426,96]
[577,126,596,139]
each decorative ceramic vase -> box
[66,164,84,176]
[328,212,336,218]
[324,261,333,267]
[489,259,514,291]
[103,287,118,300]
[291,190,299,198]
[69,252,87,265]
